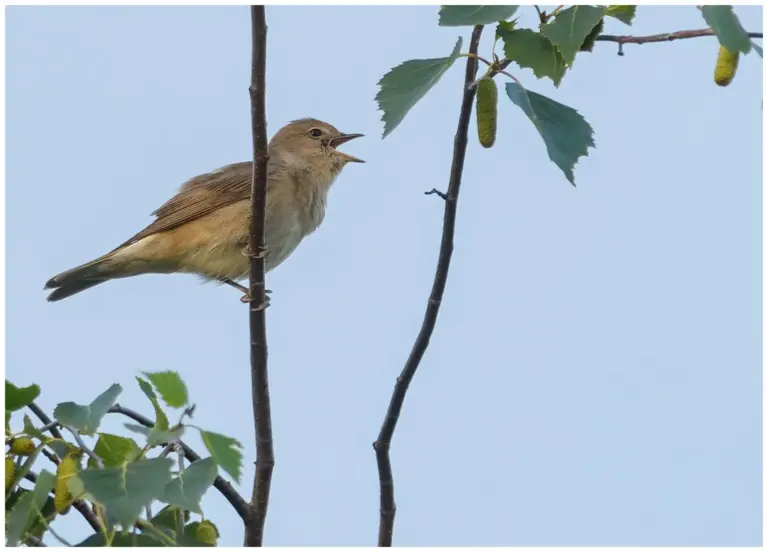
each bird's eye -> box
[309,128,323,138]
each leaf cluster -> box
[375,4,759,185]
[5,374,241,546]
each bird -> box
[44,118,364,302]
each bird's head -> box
[269,118,364,172]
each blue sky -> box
[6,5,762,546]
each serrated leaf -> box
[161,457,217,513]
[6,381,41,412]
[79,458,174,529]
[505,82,595,186]
[439,5,519,26]
[199,430,243,483]
[498,28,567,87]
[495,19,517,40]
[6,469,55,546]
[605,5,636,25]
[53,384,122,435]
[143,371,189,409]
[540,5,606,66]
[136,377,170,431]
[701,6,752,54]
[90,433,141,468]
[76,531,167,547]
[376,37,463,138]
[752,41,763,57]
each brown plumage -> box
[44,118,364,302]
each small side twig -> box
[27,403,63,440]
[244,5,274,548]
[63,426,103,469]
[106,405,249,521]
[424,188,449,201]
[373,23,484,548]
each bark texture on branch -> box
[244,5,273,548]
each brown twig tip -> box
[374,23,484,548]
[424,188,449,200]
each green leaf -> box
[498,28,567,87]
[150,505,189,535]
[438,5,519,26]
[6,469,55,546]
[505,82,595,186]
[376,37,463,138]
[22,415,49,442]
[78,458,174,529]
[7,443,46,495]
[90,433,141,468]
[752,41,763,58]
[495,19,517,40]
[161,457,217,513]
[76,531,167,547]
[143,371,189,409]
[6,381,41,412]
[53,384,122,435]
[136,377,170,431]
[124,423,184,446]
[22,496,56,545]
[199,429,243,484]
[701,6,752,54]
[540,5,606,66]
[149,426,185,447]
[605,5,636,25]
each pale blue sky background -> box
[6,5,762,546]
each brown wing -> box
[114,161,260,250]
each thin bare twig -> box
[373,24,484,548]
[27,403,64,440]
[597,28,763,56]
[244,5,273,548]
[106,405,249,521]
[596,28,763,46]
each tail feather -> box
[46,279,108,302]
[45,255,116,302]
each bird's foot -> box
[240,293,271,311]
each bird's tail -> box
[44,254,119,302]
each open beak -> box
[329,133,365,163]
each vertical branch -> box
[373,25,485,547]
[244,4,274,547]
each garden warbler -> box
[44,118,364,302]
